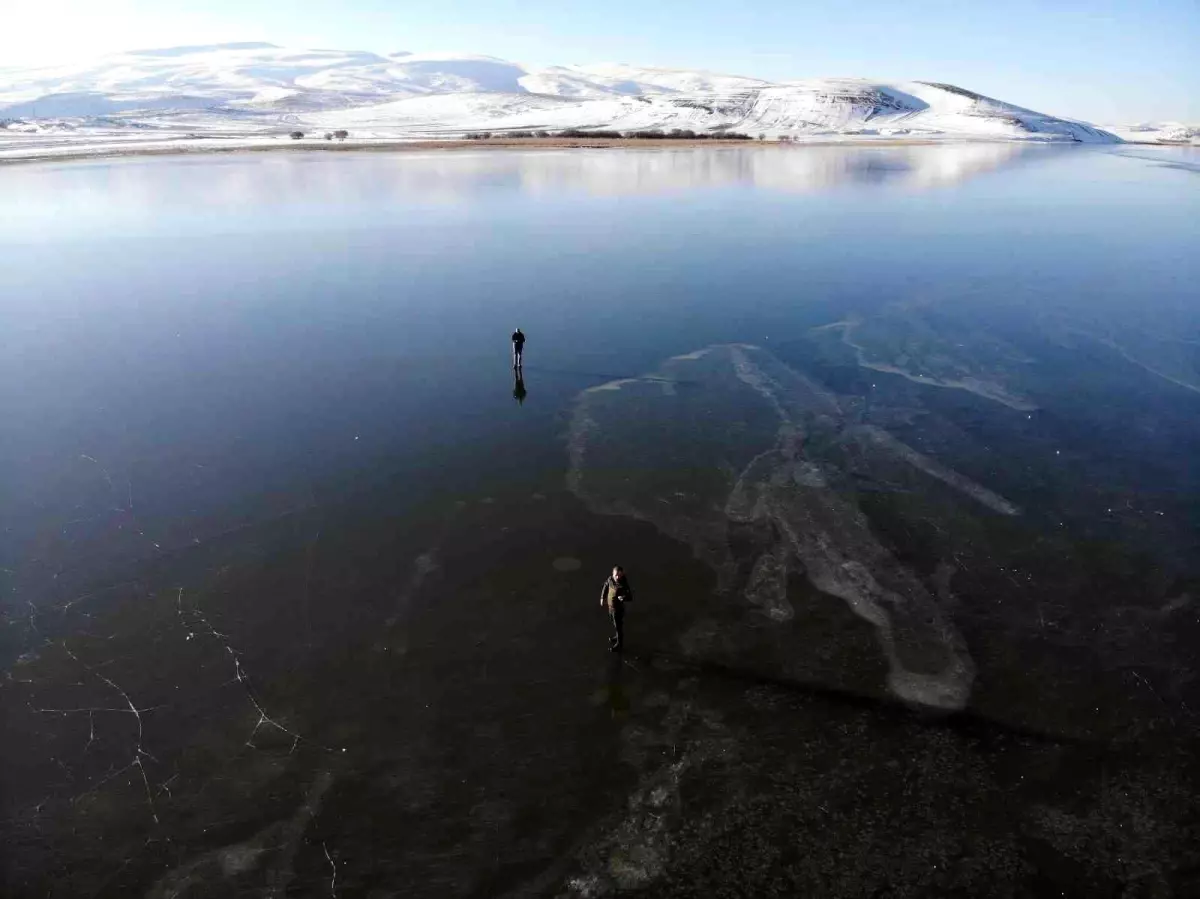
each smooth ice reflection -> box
[0,142,1060,237]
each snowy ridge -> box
[0,42,1122,153]
[1101,122,1200,144]
[291,78,1117,144]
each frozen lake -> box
[2,144,1199,896]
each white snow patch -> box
[0,43,1127,159]
[585,378,640,393]
[1102,122,1200,144]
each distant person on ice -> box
[600,565,633,652]
[511,328,525,368]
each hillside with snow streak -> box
[0,42,1120,157]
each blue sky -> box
[5,0,1197,121]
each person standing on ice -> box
[599,565,633,652]
[511,328,526,368]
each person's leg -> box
[610,603,624,651]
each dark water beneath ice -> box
[2,144,1199,896]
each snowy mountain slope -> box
[517,68,642,99]
[0,46,767,112]
[0,44,395,114]
[0,43,1122,149]
[1102,122,1200,144]
[295,78,1115,143]
[564,63,773,95]
[372,54,530,94]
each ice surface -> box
[567,344,998,710]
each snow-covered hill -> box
[1101,122,1200,144]
[0,42,1122,156]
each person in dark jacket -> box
[599,565,632,652]
[511,328,526,368]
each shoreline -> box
[0,135,1091,167]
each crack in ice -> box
[323,841,338,896]
[50,642,160,823]
[79,454,116,496]
[175,588,333,753]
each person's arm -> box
[600,579,608,607]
